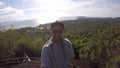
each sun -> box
[35,10,64,24]
[30,0,67,24]
[36,15,60,25]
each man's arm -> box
[41,47,51,68]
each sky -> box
[0,0,120,29]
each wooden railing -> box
[0,57,40,68]
[0,57,92,68]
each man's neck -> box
[53,38,62,44]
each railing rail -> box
[0,57,40,67]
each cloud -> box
[62,0,120,17]
[0,1,5,7]
[22,0,29,2]
[90,0,120,17]
[0,6,24,22]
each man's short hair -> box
[51,21,64,30]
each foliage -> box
[0,17,120,68]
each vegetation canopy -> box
[0,17,120,68]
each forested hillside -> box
[0,17,120,68]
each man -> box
[40,21,75,68]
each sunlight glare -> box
[36,12,62,24]
[34,0,69,24]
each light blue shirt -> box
[41,37,74,68]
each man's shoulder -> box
[43,39,52,48]
[64,38,71,44]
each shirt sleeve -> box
[68,40,75,59]
[64,39,75,60]
[41,46,52,68]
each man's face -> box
[51,26,63,42]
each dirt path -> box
[12,59,92,68]
[12,60,40,68]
